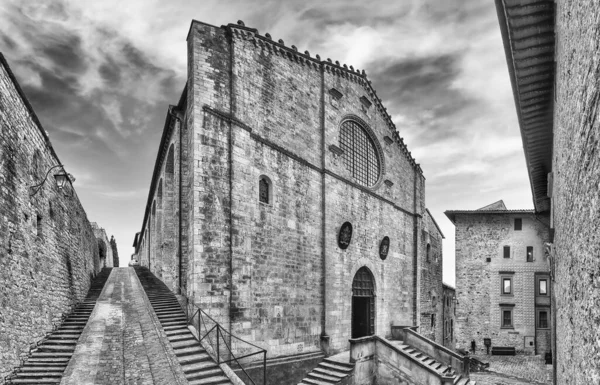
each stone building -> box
[90,222,115,268]
[445,201,551,356]
[133,19,447,377]
[419,209,445,344]
[442,283,456,350]
[0,53,102,378]
[495,1,600,382]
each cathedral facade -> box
[134,19,443,361]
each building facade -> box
[495,1,600,382]
[91,222,115,268]
[419,209,445,344]
[0,54,102,379]
[446,201,551,356]
[442,283,456,350]
[133,19,446,367]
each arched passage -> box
[352,266,375,338]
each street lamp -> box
[29,164,72,196]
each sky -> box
[0,0,533,283]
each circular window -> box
[339,119,381,187]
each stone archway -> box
[352,266,375,338]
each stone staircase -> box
[297,357,354,385]
[4,268,112,385]
[389,341,475,385]
[134,267,233,385]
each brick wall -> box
[452,213,550,354]
[0,55,100,378]
[553,1,600,382]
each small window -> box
[538,310,549,329]
[431,313,436,328]
[426,243,431,262]
[503,246,510,259]
[451,320,454,340]
[502,278,512,295]
[514,218,522,230]
[36,215,42,238]
[539,279,548,296]
[259,176,271,204]
[502,309,513,328]
[526,246,533,262]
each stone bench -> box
[491,346,516,356]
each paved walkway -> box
[470,354,552,385]
[60,267,188,385]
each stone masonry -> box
[446,204,551,355]
[133,20,445,376]
[0,53,101,379]
[91,222,114,268]
[553,1,600,382]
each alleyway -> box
[60,268,187,385]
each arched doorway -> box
[352,267,375,338]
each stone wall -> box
[137,20,438,363]
[442,284,455,350]
[553,1,600,382]
[419,210,444,343]
[0,54,100,379]
[452,213,550,354]
[91,222,114,268]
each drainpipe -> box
[319,62,328,351]
[413,170,420,326]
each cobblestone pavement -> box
[60,267,187,385]
[470,354,552,385]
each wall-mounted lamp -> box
[30,164,73,197]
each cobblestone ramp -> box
[5,268,113,385]
[134,267,233,385]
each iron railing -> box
[175,285,267,385]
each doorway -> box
[352,267,375,338]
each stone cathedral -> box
[133,19,446,376]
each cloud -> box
[0,0,534,277]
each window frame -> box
[514,218,522,230]
[501,308,514,329]
[536,309,549,329]
[501,277,513,295]
[526,246,534,262]
[538,278,549,296]
[258,175,272,205]
[503,245,511,259]
[338,118,383,188]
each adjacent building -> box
[442,283,456,350]
[494,0,600,382]
[445,200,551,355]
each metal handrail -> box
[174,284,267,385]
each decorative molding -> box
[329,88,343,100]
[499,271,515,275]
[499,303,516,307]
[328,145,344,156]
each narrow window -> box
[426,243,431,262]
[259,177,270,204]
[502,310,513,328]
[538,310,549,329]
[514,218,522,230]
[451,320,454,340]
[36,215,42,238]
[503,246,510,259]
[431,314,435,328]
[539,279,548,295]
[526,246,534,262]
[502,278,512,295]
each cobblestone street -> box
[470,354,552,385]
[60,268,187,385]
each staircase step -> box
[308,370,342,382]
[320,361,354,373]
[187,375,230,385]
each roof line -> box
[426,208,445,239]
